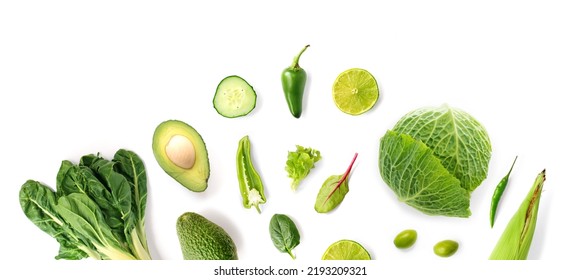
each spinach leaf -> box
[314,175,349,213]
[269,214,300,259]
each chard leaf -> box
[113,149,147,226]
[79,154,132,226]
[392,104,492,192]
[55,193,136,260]
[20,180,98,259]
[113,149,151,259]
[20,180,63,236]
[314,175,349,213]
[379,131,471,217]
[60,159,125,239]
[56,239,90,260]
[269,214,300,259]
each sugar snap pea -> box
[490,156,518,228]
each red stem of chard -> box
[324,153,358,205]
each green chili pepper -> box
[490,156,518,227]
[281,45,310,118]
[236,135,266,213]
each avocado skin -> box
[152,120,210,192]
[176,212,238,260]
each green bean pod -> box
[236,135,266,213]
[490,156,518,227]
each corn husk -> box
[489,169,546,260]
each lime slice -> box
[332,68,379,115]
[321,239,371,260]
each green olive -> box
[433,240,459,257]
[393,229,417,249]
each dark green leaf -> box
[113,149,147,224]
[19,180,63,237]
[80,154,132,225]
[61,157,125,239]
[269,214,300,259]
[113,149,150,255]
[55,193,128,255]
[19,180,95,259]
[56,239,89,260]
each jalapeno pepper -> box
[281,45,310,118]
[236,135,266,213]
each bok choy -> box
[19,149,152,260]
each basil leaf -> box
[269,214,300,259]
[314,175,349,213]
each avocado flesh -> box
[152,120,210,192]
[177,212,238,260]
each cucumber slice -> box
[213,75,257,118]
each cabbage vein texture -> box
[379,105,492,217]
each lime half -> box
[321,239,371,260]
[332,68,379,115]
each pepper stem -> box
[254,204,262,214]
[506,156,518,177]
[291,44,310,69]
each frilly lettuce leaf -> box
[286,145,321,191]
[379,104,491,217]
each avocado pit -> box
[165,134,196,169]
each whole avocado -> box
[176,212,238,260]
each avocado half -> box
[152,120,210,192]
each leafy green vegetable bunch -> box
[19,149,151,260]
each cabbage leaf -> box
[379,104,491,217]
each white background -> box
[1,0,579,278]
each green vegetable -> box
[315,153,358,213]
[152,120,211,192]
[285,145,321,191]
[19,149,152,260]
[379,104,492,217]
[393,229,417,249]
[269,214,301,259]
[433,240,459,257]
[236,135,266,213]
[490,156,518,228]
[489,170,546,260]
[176,212,238,260]
[281,45,309,118]
[213,75,257,118]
